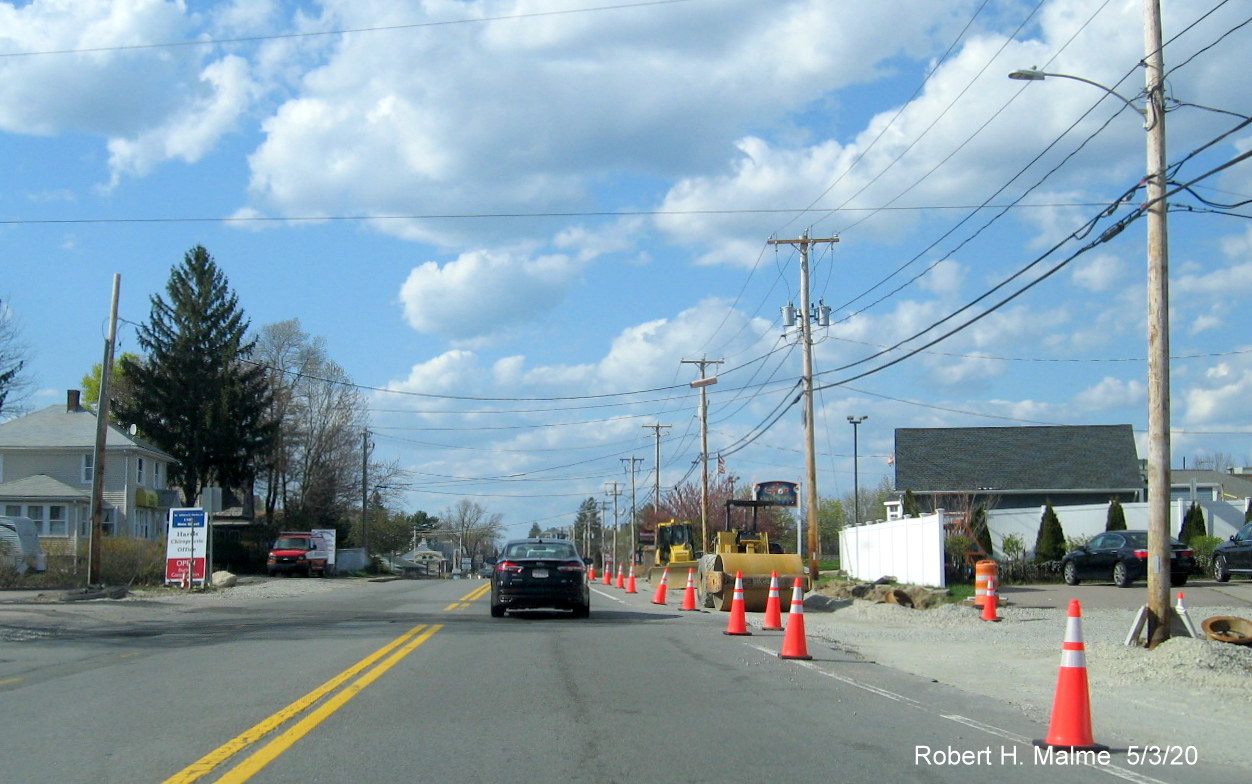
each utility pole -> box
[1142,0,1172,649]
[621,457,643,564]
[848,416,868,525]
[643,423,670,521]
[605,483,622,565]
[88,274,121,586]
[771,231,839,583]
[598,499,612,569]
[682,358,722,552]
[361,430,372,559]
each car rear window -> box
[507,542,577,560]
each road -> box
[0,578,1233,784]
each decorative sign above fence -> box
[753,481,798,507]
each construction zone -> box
[644,499,808,612]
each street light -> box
[847,416,868,525]
[1010,6,1173,647]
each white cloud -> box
[1070,253,1125,292]
[105,54,258,185]
[398,248,584,341]
[1073,376,1144,412]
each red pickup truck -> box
[267,531,331,577]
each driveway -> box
[1000,577,1252,611]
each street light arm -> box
[1009,67,1150,125]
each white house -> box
[0,390,177,556]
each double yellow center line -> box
[163,582,490,784]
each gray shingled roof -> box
[1172,469,1252,500]
[894,425,1142,493]
[0,474,90,500]
[0,403,173,459]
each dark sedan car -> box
[490,538,590,618]
[1212,522,1252,582]
[1062,529,1194,588]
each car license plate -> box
[531,568,549,578]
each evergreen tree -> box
[1033,503,1066,563]
[1179,502,1206,545]
[970,504,993,558]
[902,489,922,517]
[572,497,601,561]
[528,523,542,537]
[1105,499,1127,531]
[115,246,278,506]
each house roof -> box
[1172,469,1252,500]
[0,402,173,459]
[893,425,1143,494]
[0,474,90,501]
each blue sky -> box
[3,0,1251,539]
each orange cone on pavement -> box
[723,572,752,636]
[587,564,596,581]
[778,578,812,660]
[1033,600,1107,752]
[981,575,1000,622]
[762,570,784,631]
[625,563,638,594]
[602,562,612,586]
[679,568,699,611]
[651,568,670,605]
[614,563,625,589]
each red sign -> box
[165,557,206,581]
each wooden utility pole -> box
[88,274,120,586]
[621,457,643,563]
[682,358,722,552]
[769,232,839,583]
[643,423,670,524]
[1142,0,1172,649]
[361,429,371,558]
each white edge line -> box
[746,644,1171,784]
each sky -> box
[2,0,1251,540]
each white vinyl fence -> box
[839,511,947,587]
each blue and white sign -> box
[165,507,208,585]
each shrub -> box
[100,537,167,585]
[970,505,993,558]
[1034,503,1066,563]
[1063,534,1091,554]
[1188,534,1224,574]
[1105,499,1127,531]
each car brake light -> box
[495,560,524,574]
[1133,549,1148,559]
[558,561,586,573]
[1180,549,1193,557]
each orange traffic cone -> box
[981,575,1000,622]
[679,568,699,611]
[587,564,596,581]
[651,568,670,605]
[762,570,784,631]
[778,578,811,660]
[625,563,638,594]
[1033,600,1107,752]
[614,563,625,589]
[723,572,752,636]
[601,562,612,586]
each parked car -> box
[1212,522,1252,582]
[267,531,332,577]
[0,516,47,575]
[490,538,589,618]
[1062,529,1194,588]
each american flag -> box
[717,454,726,474]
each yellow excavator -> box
[646,504,808,611]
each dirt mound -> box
[814,578,949,609]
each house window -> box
[27,505,44,535]
[82,453,94,483]
[134,508,150,539]
[4,504,19,517]
[136,457,146,486]
[153,462,162,490]
[78,507,116,537]
[48,505,67,537]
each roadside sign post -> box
[166,508,208,588]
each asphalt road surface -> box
[0,578,1233,784]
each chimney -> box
[67,389,81,412]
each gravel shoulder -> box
[792,592,1252,770]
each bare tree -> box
[441,499,505,563]
[0,299,31,418]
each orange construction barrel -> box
[974,559,998,607]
